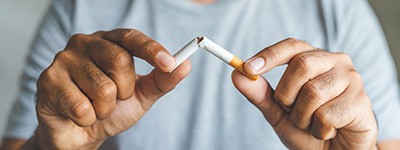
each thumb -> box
[135,60,191,110]
[231,71,316,149]
[231,70,284,127]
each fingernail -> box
[157,51,175,68]
[248,57,265,73]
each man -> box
[2,0,400,149]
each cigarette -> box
[198,37,259,80]
[171,36,258,80]
[171,37,200,71]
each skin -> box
[232,38,397,149]
[2,29,192,149]
[1,28,400,149]
[0,1,400,147]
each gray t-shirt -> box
[4,0,400,149]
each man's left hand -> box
[232,38,377,149]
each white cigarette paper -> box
[171,36,258,80]
[198,37,234,64]
[171,38,200,71]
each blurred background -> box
[0,0,399,137]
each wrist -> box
[21,128,51,150]
[22,125,104,150]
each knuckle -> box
[349,70,364,88]
[302,81,323,100]
[350,71,363,82]
[113,51,133,70]
[314,108,331,125]
[274,92,292,106]
[68,33,89,47]
[37,68,58,88]
[96,80,117,99]
[70,33,86,41]
[55,90,95,126]
[336,52,353,64]
[71,100,92,120]
[118,90,135,100]
[92,30,106,36]
[94,101,116,120]
[292,54,312,74]
[142,40,162,55]
[286,38,309,50]
[53,51,74,64]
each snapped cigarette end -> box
[197,36,204,42]
[171,36,258,80]
[170,37,201,72]
[229,56,259,80]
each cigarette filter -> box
[198,37,258,80]
[172,36,258,80]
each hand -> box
[232,38,377,149]
[33,29,191,149]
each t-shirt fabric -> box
[4,0,400,149]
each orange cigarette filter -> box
[229,56,259,80]
[198,37,259,80]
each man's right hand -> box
[29,29,191,149]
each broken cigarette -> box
[171,36,258,80]
[172,37,200,71]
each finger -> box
[244,38,315,75]
[103,29,176,72]
[310,75,376,140]
[37,67,96,127]
[274,51,347,108]
[62,51,117,119]
[231,70,319,149]
[55,80,98,127]
[290,68,352,130]
[231,70,284,128]
[135,60,192,110]
[86,39,135,100]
